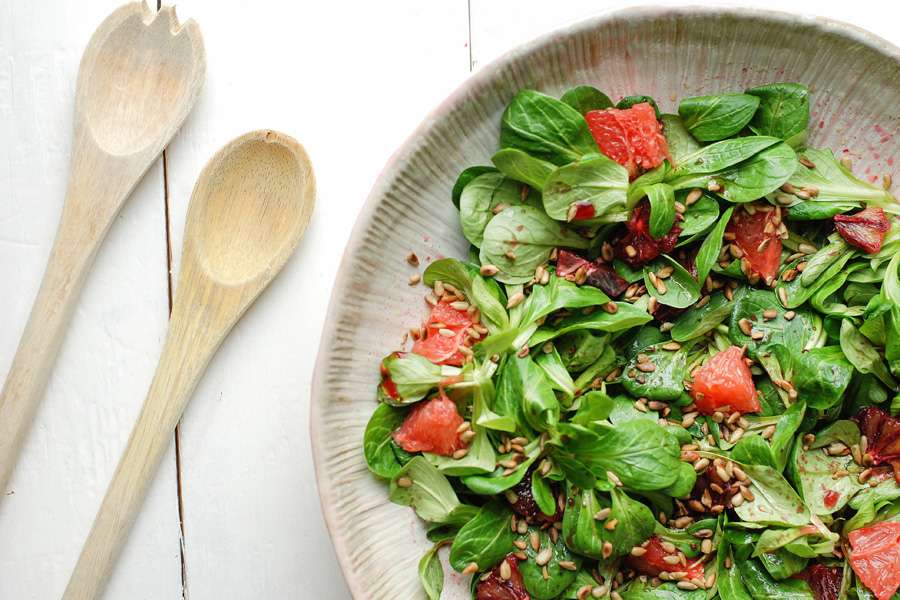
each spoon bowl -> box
[81,3,203,155]
[63,130,315,600]
[193,131,314,285]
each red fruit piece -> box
[571,201,596,221]
[476,555,530,600]
[585,103,670,179]
[823,490,840,509]
[508,468,562,523]
[412,300,475,366]
[614,201,681,268]
[555,249,629,297]
[393,393,465,456]
[625,536,706,580]
[796,563,843,600]
[690,346,760,415]
[726,204,782,285]
[854,407,900,483]
[848,521,900,600]
[834,207,890,254]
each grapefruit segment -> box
[586,103,669,179]
[393,392,466,456]
[412,301,475,366]
[848,521,900,600]
[690,346,760,415]
[726,204,782,285]
[834,207,890,254]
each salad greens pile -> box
[363,82,900,600]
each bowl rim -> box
[309,5,900,597]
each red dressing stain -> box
[823,489,840,509]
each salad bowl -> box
[311,6,900,599]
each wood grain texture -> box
[0,1,185,598]
[64,130,313,600]
[312,6,900,599]
[0,1,205,496]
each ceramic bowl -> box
[311,7,900,598]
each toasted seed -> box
[673,516,694,528]
[453,448,469,459]
[654,541,674,554]
[859,468,875,484]
[663,555,681,565]
[607,471,623,487]
[631,546,648,557]
[681,412,697,429]
[636,361,657,373]
[593,584,610,598]
[462,562,479,575]
[778,287,789,306]
[594,507,612,521]
[498,559,512,580]
[763,309,778,320]
[677,581,699,591]
[738,318,753,336]
[396,477,413,488]
[624,244,638,258]
[798,243,818,255]
[408,272,421,286]
[604,518,619,531]
[611,591,623,600]
[693,458,710,472]
[559,560,578,571]
[799,156,816,169]
[731,492,745,507]
[602,541,614,559]
[707,179,721,192]
[715,464,731,482]
[507,291,526,309]
[683,188,703,206]
[480,264,499,277]
[730,428,745,442]
[740,487,755,501]
[694,528,714,540]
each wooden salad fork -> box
[0,2,205,495]
[63,130,315,600]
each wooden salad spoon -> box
[0,2,205,495]
[63,129,315,600]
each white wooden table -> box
[1,1,896,598]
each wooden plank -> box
[164,1,470,597]
[0,1,182,598]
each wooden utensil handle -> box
[0,207,106,493]
[62,305,217,600]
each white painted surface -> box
[0,0,897,598]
